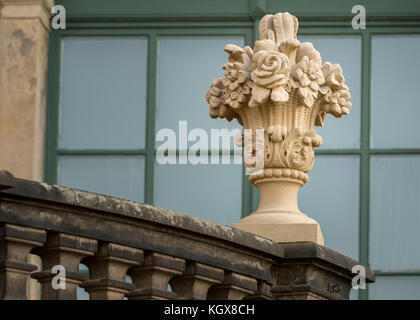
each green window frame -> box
[46,26,253,206]
[45,0,420,300]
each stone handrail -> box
[0,170,374,300]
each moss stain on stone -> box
[12,29,35,56]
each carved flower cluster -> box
[222,61,252,109]
[319,63,352,122]
[291,43,324,108]
[206,37,352,127]
[206,44,253,123]
[207,78,235,121]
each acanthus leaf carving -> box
[278,129,323,172]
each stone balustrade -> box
[0,170,374,300]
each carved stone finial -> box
[206,12,352,244]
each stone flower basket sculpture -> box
[206,12,351,244]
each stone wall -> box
[0,0,53,181]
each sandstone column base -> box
[233,212,324,245]
[233,178,324,245]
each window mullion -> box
[145,32,158,205]
[359,30,372,300]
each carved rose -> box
[252,47,289,88]
[249,40,290,107]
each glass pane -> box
[369,276,420,300]
[298,35,361,149]
[58,155,145,202]
[371,35,420,148]
[60,37,148,149]
[370,155,420,271]
[77,264,89,300]
[350,289,359,300]
[156,36,244,150]
[299,155,360,260]
[154,155,242,226]
[77,287,89,300]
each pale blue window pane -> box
[299,155,360,260]
[154,156,242,226]
[79,263,88,273]
[298,35,361,149]
[77,264,89,300]
[370,155,420,271]
[60,37,148,149]
[371,35,420,148]
[350,289,359,300]
[156,36,244,150]
[369,276,420,300]
[77,287,90,300]
[58,156,145,202]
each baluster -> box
[0,224,46,300]
[31,233,97,300]
[207,272,257,300]
[127,252,185,300]
[170,262,224,300]
[80,243,143,300]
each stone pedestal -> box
[272,242,375,300]
[233,179,324,244]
